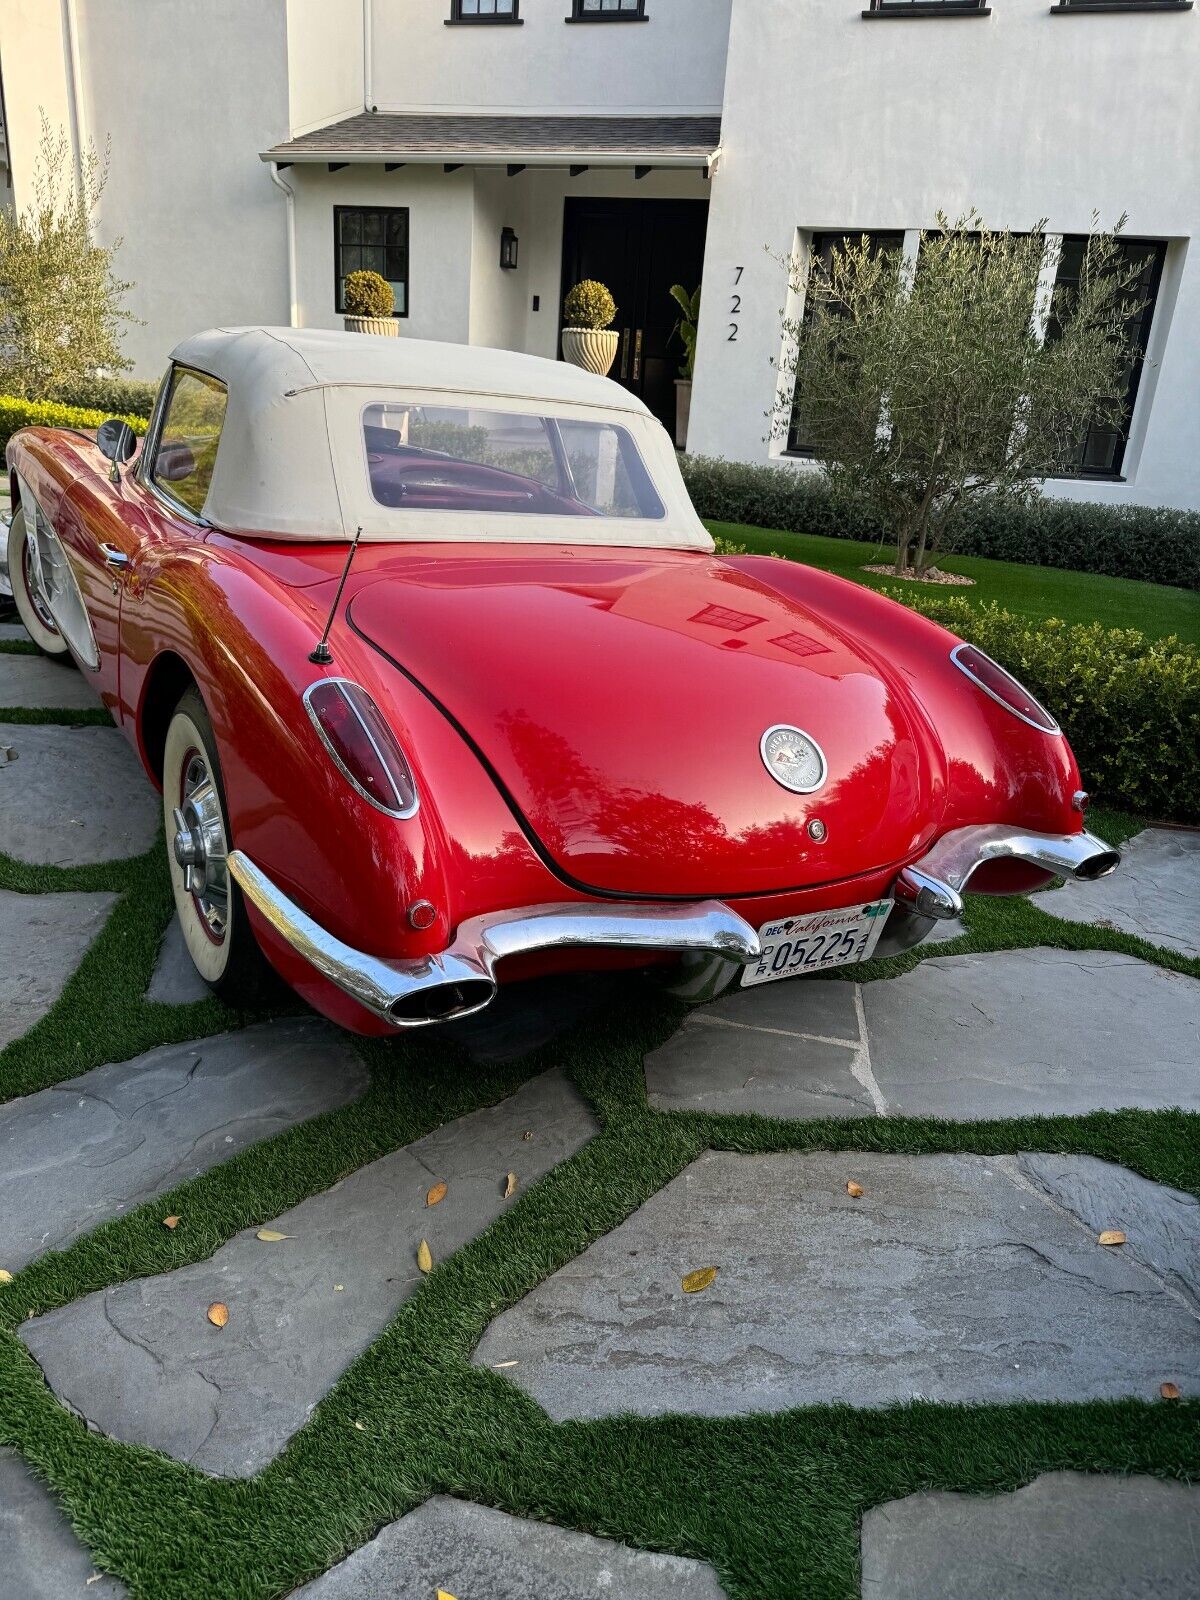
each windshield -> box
[362,401,666,520]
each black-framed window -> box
[568,0,647,20]
[865,0,989,13]
[786,231,905,456]
[448,0,520,21]
[1046,237,1166,480]
[334,206,409,318]
[1052,0,1191,10]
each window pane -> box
[335,208,409,316]
[788,231,904,454]
[363,402,665,518]
[153,368,227,516]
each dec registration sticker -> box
[741,900,893,988]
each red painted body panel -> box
[7,424,1086,1036]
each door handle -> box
[100,543,130,570]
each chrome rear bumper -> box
[230,823,1119,1027]
[228,850,761,1028]
[894,824,1121,922]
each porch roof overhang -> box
[261,112,722,172]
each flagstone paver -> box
[472,1150,1200,1420]
[0,723,158,866]
[646,976,878,1118]
[1,1019,367,1272]
[0,887,116,1050]
[291,1496,728,1598]
[865,949,1199,1119]
[0,620,30,642]
[860,1472,1200,1599]
[1042,827,1200,959]
[648,950,1199,1120]
[145,914,210,1005]
[0,655,97,709]
[0,1449,126,1598]
[22,1068,599,1477]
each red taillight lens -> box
[950,644,1060,734]
[304,679,418,816]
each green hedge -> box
[53,376,160,418]
[888,592,1200,822]
[0,397,149,462]
[682,455,1200,593]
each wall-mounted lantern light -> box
[500,227,519,270]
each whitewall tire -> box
[7,504,71,658]
[163,686,267,1003]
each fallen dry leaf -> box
[522,1130,533,1141]
[492,1360,519,1370]
[417,1239,433,1274]
[682,1266,718,1294]
[162,1216,180,1231]
[334,1284,344,1292]
[437,1591,459,1600]
[0,1270,13,1284]
[86,1576,103,1587]
[846,1181,865,1198]
[503,1172,518,1200]
[1161,1382,1182,1401]
[354,1421,367,1431]
[1098,1230,1127,1247]
[207,1302,229,1329]
[426,1181,448,1208]
[256,1229,287,1242]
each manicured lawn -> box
[706,520,1200,646]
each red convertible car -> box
[5,327,1119,1034]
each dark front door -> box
[561,197,709,433]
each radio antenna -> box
[309,525,363,666]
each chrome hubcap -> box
[22,539,58,633]
[172,753,229,942]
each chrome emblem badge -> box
[760,725,828,795]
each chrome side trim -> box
[900,823,1121,902]
[228,851,761,1029]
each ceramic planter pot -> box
[562,327,619,376]
[344,316,398,337]
[674,378,693,450]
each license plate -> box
[741,900,893,987]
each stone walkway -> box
[3,637,1198,1596]
[647,947,1199,1120]
[291,1497,727,1598]
[1043,826,1200,959]
[473,1150,1200,1419]
[21,1069,599,1477]
[0,722,158,865]
[861,1472,1200,1599]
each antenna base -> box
[308,643,334,665]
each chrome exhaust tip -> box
[1071,847,1121,882]
[386,979,498,1028]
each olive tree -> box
[771,214,1140,577]
[0,118,135,400]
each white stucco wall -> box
[688,0,1200,509]
[369,0,732,115]
[0,0,293,378]
[287,0,363,136]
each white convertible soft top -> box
[167,326,713,549]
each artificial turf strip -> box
[1,988,1197,1600]
[0,704,115,725]
[705,520,1200,645]
[0,635,40,654]
[0,837,252,1101]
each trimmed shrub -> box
[344,270,394,319]
[682,455,1200,592]
[0,396,148,461]
[886,592,1200,822]
[563,280,617,330]
[55,376,160,418]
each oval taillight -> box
[950,644,1061,735]
[304,679,419,816]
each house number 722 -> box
[729,267,743,341]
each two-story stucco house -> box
[0,0,1196,509]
